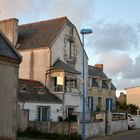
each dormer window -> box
[99,80,102,90]
[108,81,111,90]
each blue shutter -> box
[110,98,113,112]
[91,96,94,112]
[106,98,109,112]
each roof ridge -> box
[19,16,67,27]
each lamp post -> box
[80,29,92,140]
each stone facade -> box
[87,64,116,112]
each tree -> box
[127,104,139,115]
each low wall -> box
[111,120,128,134]
[29,121,77,134]
[78,121,105,138]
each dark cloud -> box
[92,22,138,52]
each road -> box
[91,129,140,140]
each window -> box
[88,96,94,112]
[67,107,74,117]
[65,40,73,60]
[38,106,51,121]
[52,77,63,92]
[99,80,102,90]
[108,81,111,90]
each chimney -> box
[0,18,19,46]
[95,64,103,71]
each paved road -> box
[91,129,140,140]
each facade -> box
[18,79,62,122]
[87,64,116,112]
[0,19,21,140]
[17,17,88,118]
[126,86,140,108]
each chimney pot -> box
[95,64,103,71]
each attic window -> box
[20,86,27,93]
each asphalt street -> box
[91,129,140,140]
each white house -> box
[18,79,62,122]
[17,17,88,118]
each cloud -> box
[123,55,140,79]
[92,22,138,52]
[96,52,133,77]
[0,0,94,27]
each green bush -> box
[65,115,77,122]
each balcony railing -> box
[53,85,63,92]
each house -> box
[0,19,21,140]
[87,64,116,112]
[126,86,140,108]
[17,17,88,118]
[18,79,62,122]
[117,92,126,105]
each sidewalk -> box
[88,128,140,140]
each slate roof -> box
[0,30,21,63]
[52,59,81,74]
[18,79,62,104]
[88,65,116,90]
[88,65,107,78]
[18,17,73,50]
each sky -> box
[0,0,140,93]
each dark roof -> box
[18,17,74,50]
[18,79,62,104]
[0,30,21,63]
[88,65,116,90]
[52,59,81,74]
[88,65,107,78]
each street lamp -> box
[80,29,92,140]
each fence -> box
[18,110,128,138]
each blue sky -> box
[0,0,140,91]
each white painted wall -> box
[19,102,62,122]
[51,24,88,113]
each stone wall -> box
[29,121,77,134]
[18,109,29,132]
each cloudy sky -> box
[0,0,140,91]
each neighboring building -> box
[0,18,21,140]
[87,64,116,112]
[117,92,126,105]
[17,17,88,118]
[18,79,62,122]
[126,86,140,108]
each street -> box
[92,129,140,140]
